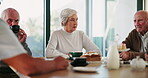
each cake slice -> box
[80,52,101,61]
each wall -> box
[145,0,148,10]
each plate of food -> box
[73,67,98,73]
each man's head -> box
[1,8,20,26]
[134,10,148,35]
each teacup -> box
[10,25,20,33]
[69,51,83,57]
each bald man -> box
[1,8,32,55]
[120,10,148,61]
[0,18,68,76]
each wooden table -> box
[30,61,148,78]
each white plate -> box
[88,61,102,64]
[118,48,130,52]
[73,67,97,72]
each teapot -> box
[130,56,146,71]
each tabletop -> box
[30,61,148,78]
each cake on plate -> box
[80,52,101,61]
[117,43,127,51]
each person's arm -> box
[46,43,69,58]
[120,51,145,60]
[82,31,101,54]
[2,53,68,76]
[0,19,68,76]
[46,31,68,58]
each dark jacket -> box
[123,29,145,60]
[22,41,32,56]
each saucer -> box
[73,67,97,72]
[71,62,89,67]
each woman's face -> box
[64,14,78,33]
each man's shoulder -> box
[131,29,137,32]
[129,29,138,34]
[128,29,139,38]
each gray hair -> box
[1,8,20,20]
[135,10,148,20]
[60,8,77,26]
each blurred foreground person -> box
[0,18,68,76]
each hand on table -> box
[54,56,69,70]
[18,29,27,43]
[120,51,130,61]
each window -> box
[50,0,138,56]
[92,0,106,55]
[0,0,140,57]
[0,0,44,57]
[105,0,137,56]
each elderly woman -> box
[46,8,101,58]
